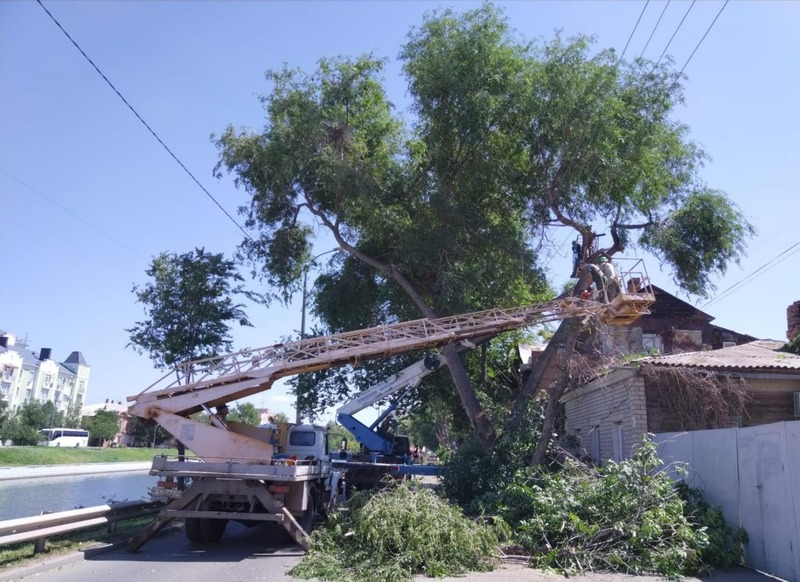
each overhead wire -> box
[1,167,149,262]
[700,240,800,310]
[620,0,651,62]
[679,0,729,75]
[34,0,253,243]
[655,0,696,66]
[639,1,671,59]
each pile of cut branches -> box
[289,481,501,582]
[481,439,714,577]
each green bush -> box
[289,481,501,582]
[440,398,550,514]
[676,481,747,571]
[487,437,712,577]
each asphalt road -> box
[0,522,782,582]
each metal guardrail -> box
[0,500,163,554]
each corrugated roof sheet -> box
[641,340,800,371]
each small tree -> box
[127,247,251,370]
[0,397,9,437]
[229,402,259,425]
[85,409,120,446]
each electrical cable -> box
[656,0,696,66]
[639,1,671,59]
[700,240,800,309]
[34,0,253,243]
[1,167,149,262]
[679,0,729,75]
[620,0,651,62]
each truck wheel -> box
[200,517,228,543]
[185,517,228,543]
[185,517,204,543]
[299,507,316,535]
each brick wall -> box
[787,301,800,341]
[563,368,649,464]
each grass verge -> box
[0,446,179,466]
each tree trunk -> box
[442,344,497,448]
[329,234,497,449]
[530,319,580,466]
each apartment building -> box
[0,331,90,414]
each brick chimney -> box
[788,301,800,340]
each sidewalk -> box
[0,461,151,481]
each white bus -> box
[38,428,90,447]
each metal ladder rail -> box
[130,297,605,408]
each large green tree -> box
[127,247,252,370]
[215,4,752,453]
[215,5,547,447]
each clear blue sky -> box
[1,1,798,419]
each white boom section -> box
[129,296,614,420]
[337,356,445,417]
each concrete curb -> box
[0,462,152,481]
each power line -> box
[679,0,729,75]
[639,1,671,59]
[700,240,800,309]
[1,167,149,262]
[620,0,650,62]
[34,0,252,242]
[656,0,696,66]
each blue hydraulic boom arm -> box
[336,354,446,455]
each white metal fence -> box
[654,421,800,582]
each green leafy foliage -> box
[641,191,755,297]
[127,247,251,369]
[1,400,69,445]
[85,409,120,445]
[126,416,172,448]
[676,482,747,571]
[228,401,259,425]
[441,397,550,513]
[781,333,800,355]
[289,482,500,582]
[479,438,734,577]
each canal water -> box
[0,471,158,521]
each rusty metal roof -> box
[641,340,800,371]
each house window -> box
[642,334,663,354]
[2,365,14,380]
[43,374,53,388]
[589,426,601,464]
[612,422,624,462]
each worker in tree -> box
[571,239,582,278]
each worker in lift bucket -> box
[597,255,620,301]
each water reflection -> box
[0,472,157,520]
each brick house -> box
[562,340,800,464]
